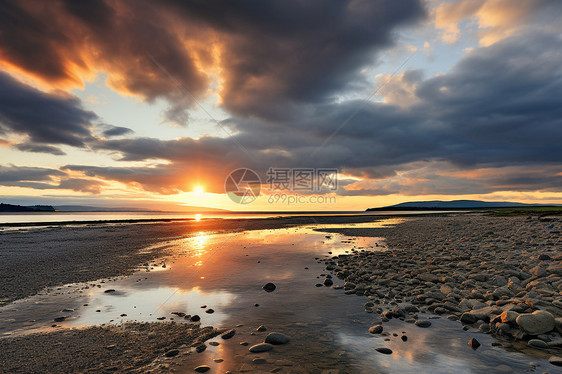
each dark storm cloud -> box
[0,0,425,121]
[102,126,134,138]
[0,165,104,193]
[14,143,66,155]
[0,72,96,146]
[86,31,562,195]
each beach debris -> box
[249,343,274,353]
[265,332,291,345]
[263,282,276,292]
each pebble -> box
[253,358,267,364]
[205,309,214,314]
[249,343,274,353]
[468,338,481,350]
[257,325,267,332]
[265,333,291,345]
[194,365,211,373]
[414,320,431,328]
[164,349,179,357]
[375,347,392,354]
[221,329,236,339]
[263,283,276,292]
[368,325,383,334]
[549,356,562,366]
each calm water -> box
[0,210,457,225]
[0,219,553,373]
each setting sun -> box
[193,186,204,195]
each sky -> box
[1,0,562,211]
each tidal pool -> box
[0,219,555,373]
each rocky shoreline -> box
[319,214,562,367]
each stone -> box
[265,333,291,345]
[221,329,236,339]
[375,347,392,354]
[190,315,200,322]
[414,320,431,328]
[249,343,274,353]
[460,313,478,324]
[323,278,333,287]
[257,325,268,332]
[500,311,519,325]
[468,338,481,350]
[263,283,276,292]
[516,310,555,335]
[549,356,562,367]
[165,349,179,357]
[194,365,211,373]
[368,325,383,334]
[528,339,548,348]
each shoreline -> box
[317,214,562,366]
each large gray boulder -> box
[516,310,555,335]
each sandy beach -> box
[1,213,561,373]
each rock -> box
[460,313,478,324]
[375,347,392,354]
[538,254,551,261]
[249,343,274,353]
[221,329,236,339]
[205,309,214,314]
[253,358,267,364]
[414,320,431,328]
[323,278,333,287]
[257,325,267,332]
[190,315,200,322]
[194,365,211,372]
[195,344,206,353]
[549,356,562,367]
[344,282,356,290]
[104,289,116,293]
[528,339,548,348]
[401,335,408,342]
[53,316,66,322]
[468,274,488,282]
[263,283,276,292]
[516,310,555,335]
[165,349,179,357]
[265,333,291,345]
[500,311,519,325]
[369,325,383,334]
[468,338,481,350]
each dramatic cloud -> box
[80,31,562,195]
[0,71,96,146]
[0,165,104,193]
[14,143,66,156]
[0,0,425,121]
[434,0,562,45]
[101,126,134,138]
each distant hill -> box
[366,200,554,211]
[0,203,55,212]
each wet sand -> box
[1,213,561,373]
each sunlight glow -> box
[195,214,202,221]
[194,186,204,195]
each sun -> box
[194,185,204,195]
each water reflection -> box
[0,220,555,373]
